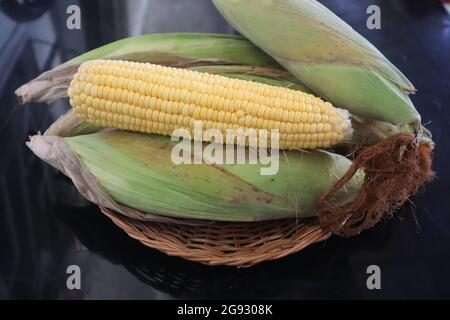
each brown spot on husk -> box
[257,196,272,204]
[319,133,434,237]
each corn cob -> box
[27,111,363,222]
[67,59,352,149]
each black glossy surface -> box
[1,0,449,299]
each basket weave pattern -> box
[102,207,331,267]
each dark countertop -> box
[0,0,449,299]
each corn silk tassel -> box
[213,0,434,235]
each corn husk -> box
[15,33,308,104]
[27,111,363,222]
[211,0,434,235]
[213,0,421,129]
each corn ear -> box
[27,111,363,222]
[16,33,308,104]
[213,0,421,128]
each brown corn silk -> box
[319,133,434,236]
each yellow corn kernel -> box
[69,59,352,149]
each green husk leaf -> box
[189,65,311,92]
[281,62,420,125]
[213,0,421,127]
[16,33,308,103]
[68,33,279,67]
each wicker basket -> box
[101,207,331,267]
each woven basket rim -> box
[101,207,331,267]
